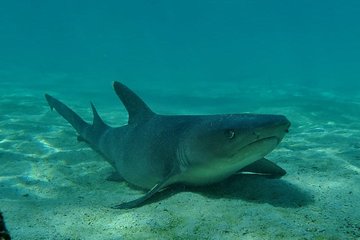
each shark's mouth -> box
[230,136,280,163]
[246,136,281,148]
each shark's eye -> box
[224,129,235,139]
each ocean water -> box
[0,1,359,239]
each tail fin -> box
[45,94,89,134]
[45,94,109,141]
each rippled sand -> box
[1,82,359,239]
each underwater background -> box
[0,1,359,239]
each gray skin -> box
[45,81,291,209]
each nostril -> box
[284,121,291,133]
[285,124,290,133]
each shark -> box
[45,81,290,209]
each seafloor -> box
[0,78,359,239]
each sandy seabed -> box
[0,83,359,239]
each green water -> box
[0,1,359,239]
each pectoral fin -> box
[106,172,124,182]
[239,158,286,179]
[112,177,171,209]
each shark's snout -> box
[275,115,291,134]
[253,115,290,137]
[277,115,291,131]
[244,115,290,152]
[281,116,291,134]
[263,114,290,128]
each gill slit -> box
[176,143,190,171]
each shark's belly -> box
[114,151,173,190]
[171,159,250,186]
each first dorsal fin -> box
[113,81,155,124]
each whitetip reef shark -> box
[45,82,290,209]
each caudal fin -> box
[45,94,90,135]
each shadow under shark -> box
[45,82,291,209]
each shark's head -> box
[176,114,291,185]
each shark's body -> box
[45,82,290,208]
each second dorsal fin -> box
[113,81,155,124]
[90,102,108,129]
